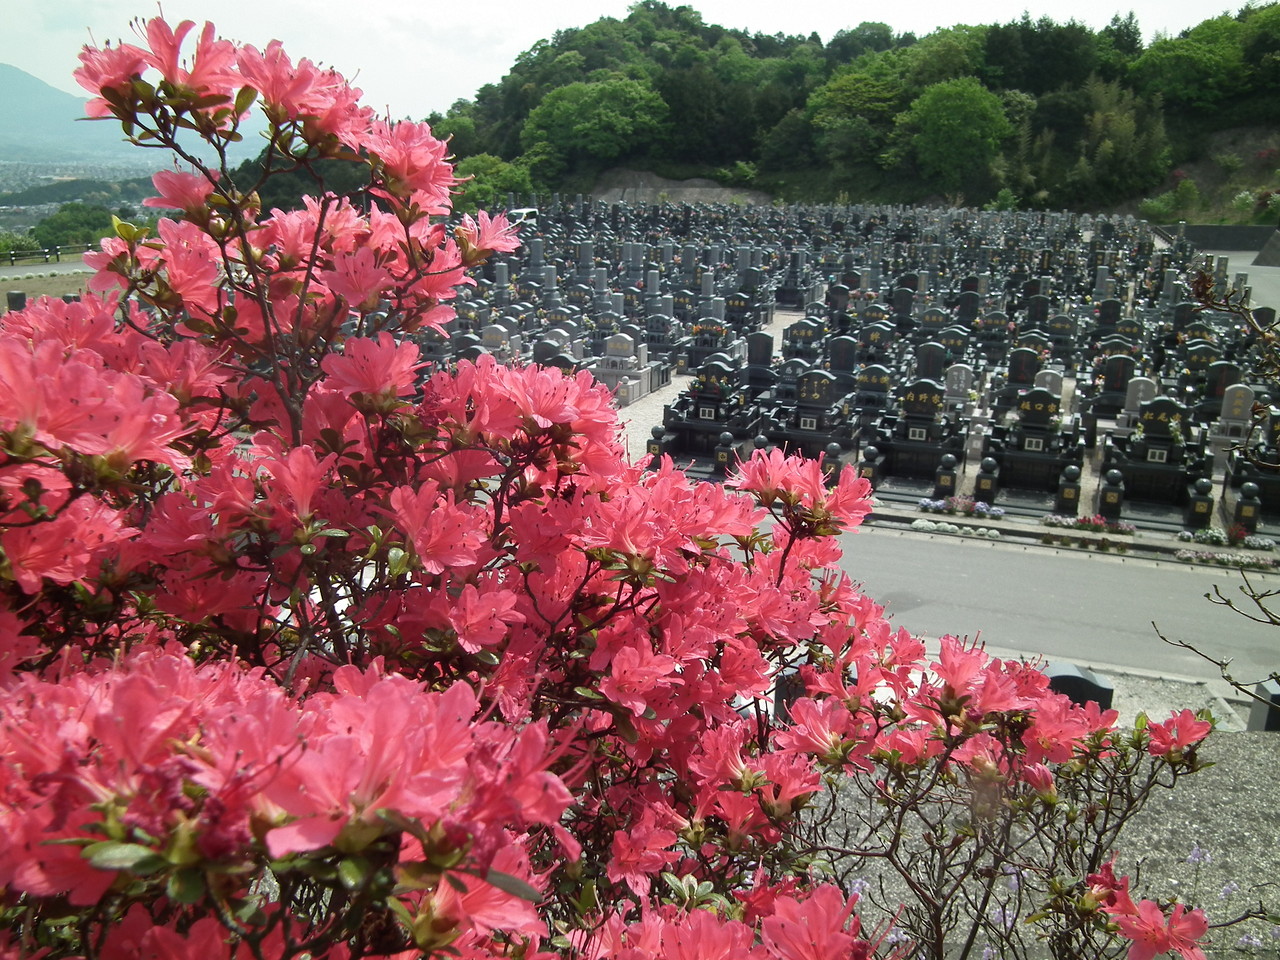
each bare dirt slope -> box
[592,168,772,206]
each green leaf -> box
[574,686,604,700]
[614,712,639,744]
[387,546,412,577]
[572,879,598,916]
[84,841,166,874]
[234,86,260,115]
[166,867,206,904]
[338,856,370,891]
[661,872,687,897]
[181,316,216,335]
[444,872,469,893]
[112,216,138,243]
[484,868,542,903]
[375,808,430,843]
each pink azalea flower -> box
[143,169,218,213]
[74,41,147,117]
[599,642,678,716]
[761,885,864,960]
[1113,900,1207,960]
[318,246,393,310]
[448,584,525,652]
[455,211,521,263]
[607,810,678,896]
[321,332,422,402]
[1148,710,1212,757]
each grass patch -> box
[1,272,92,312]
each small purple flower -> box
[1002,864,1024,893]
[1220,881,1240,899]
[885,927,909,945]
[988,903,1016,930]
[849,877,870,897]
[1186,843,1211,865]
[1237,933,1263,949]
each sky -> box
[7,0,1231,121]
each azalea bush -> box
[0,16,1216,960]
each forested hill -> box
[426,0,1280,214]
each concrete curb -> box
[865,505,1280,571]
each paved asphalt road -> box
[837,523,1279,689]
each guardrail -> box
[4,244,95,267]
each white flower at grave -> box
[986,529,1001,539]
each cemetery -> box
[9,196,1277,539]
[8,15,1280,960]
[373,195,1280,540]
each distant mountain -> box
[0,63,265,166]
[0,64,140,163]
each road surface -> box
[837,524,1279,688]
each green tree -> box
[808,67,903,168]
[823,22,896,66]
[655,61,746,164]
[1056,78,1169,206]
[520,77,668,172]
[1241,3,1280,94]
[31,203,115,249]
[984,187,1021,210]
[982,19,1031,90]
[1132,15,1246,112]
[429,106,482,161]
[810,69,902,128]
[1096,12,1144,80]
[902,26,987,94]
[756,108,817,171]
[998,89,1038,200]
[896,77,1011,197]
[0,230,35,254]
[983,16,1098,95]
[453,154,534,213]
[230,154,368,213]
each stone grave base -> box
[989,488,1056,519]
[1118,499,1192,534]
[871,476,934,508]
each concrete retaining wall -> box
[1164,224,1278,251]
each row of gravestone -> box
[505,195,1155,271]
[488,216,1231,382]
[452,198,1210,395]
[497,200,1177,325]
[400,201,1268,463]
